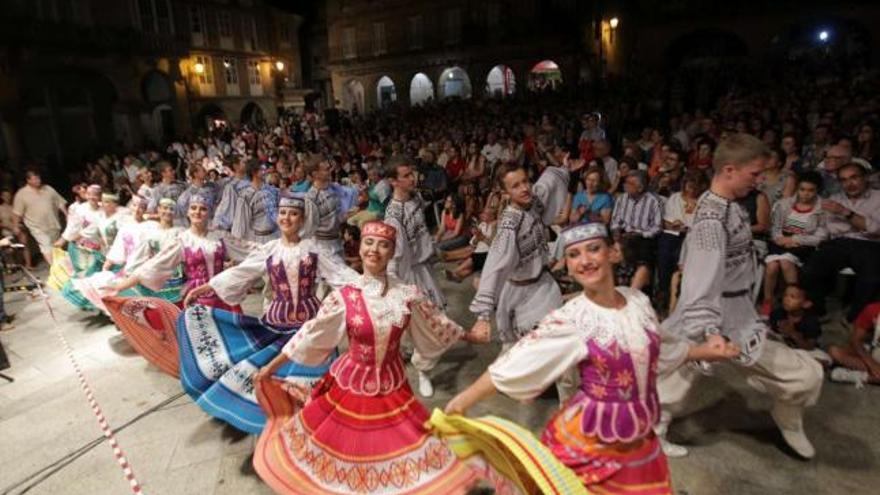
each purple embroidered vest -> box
[575,330,661,444]
[261,252,320,331]
[182,241,225,305]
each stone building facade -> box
[0,0,305,175]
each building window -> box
[189,5,203,34]
[248,60,261,85]
[248,60,263,96]
[217,11,232,38]
[135,0,172,33]
[408,15,422,50]
[224,58,239,95]
[137,0,154,32]
[189,4,205,45]
[487,2,500,28]
[342,27,357,59]
[372,22,386,56]
[279,21,292,44]
[445,9,461,45]
[195,56,213,86]
[243,16,258,51]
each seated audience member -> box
[656,170,708,311]
[610,170,662,291]
[803,163,880,323]
[768,285,822,352]
[434,193,470,252]
[828,300,880,385]
[445,205,497,285]
[567,166,613,226]
[761,172,827,315]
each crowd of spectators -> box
[2,63,880,383]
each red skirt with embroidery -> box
[254,372,482,494]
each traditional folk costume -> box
[303,183,358,261]
[72,196,154,313]
[147,180,186,225]
[211,176,248,233]
[253,222,518,495]
[52,187,106,289]
[485,223,673,494]
[384,194,446,309]
[470,166,570,344]
[177,182,218,223]
[60,194,132,310]
[658,191,823,458]
[177,195,358,433]
[214,178,280,243]
[104,196,243,376]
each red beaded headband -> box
[361,221,397,242]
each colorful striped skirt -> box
[253,372,518,495]
[59,246,105,310]
[46,247,74,291]
[177,305,334,434]
[541,404,672,494]
[104,296,183,377]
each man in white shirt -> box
[12,169,67,267]
[481,133,504,166]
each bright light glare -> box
[609,17,619,29]
[818,30,829,42]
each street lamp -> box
[818,30,829,43]
[609,17,619,44]
[193,61,205,74]
[274,60,285,72]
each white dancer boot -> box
[417,371,434,398]
[770,402,815,459]
[655,415,689,458]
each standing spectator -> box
[12,169,67,268]
[593,139,619,186]
[761,172,827,315]
[610,170,663,291]
[803,163,880,322]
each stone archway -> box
[240,101,265,126]
[195,103,227,131]
[485,65,516,97]
[376,75,397,108]
[437,66,472,100]
[409,73,434,106]
[528,60,563,91]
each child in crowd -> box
[828,300,880,385]
[445,205,496,284]
[768,284,822,352]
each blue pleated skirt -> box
[176,304,335,434]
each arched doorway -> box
[141,70,175,145]
[438,66,472,100]
[528,60,563,91]
[376,76,397,108]
[341,79,365,114]
[409,73,434,106]
[196,103,227,131]
[240,101,265,126]
[485,65,515,97]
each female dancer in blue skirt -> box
[180,193,359,433]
